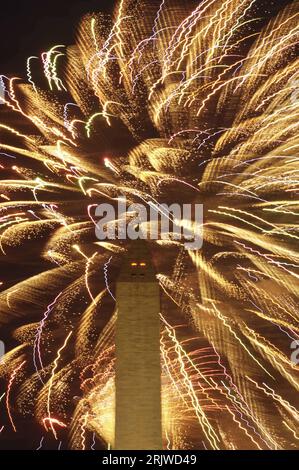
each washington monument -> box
[115,241,162,450]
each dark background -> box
[0,0,114,75]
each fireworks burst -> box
[0,0,299,450]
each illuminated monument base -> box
[115,242,162,450]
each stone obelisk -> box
[115,241,162,450]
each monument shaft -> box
[115,248,162,450]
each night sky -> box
[0,0,113,75]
